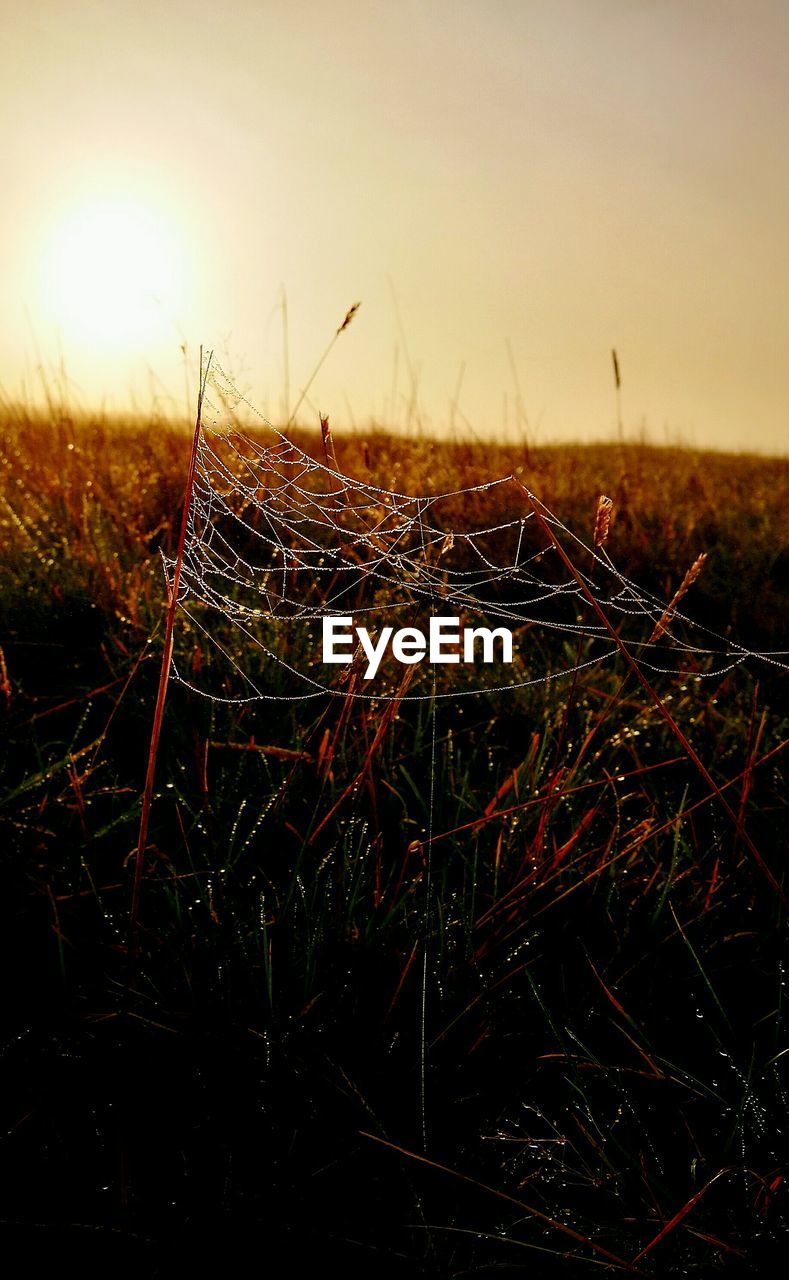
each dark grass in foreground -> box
[0,409,787,1275]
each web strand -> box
[165,362,787,709]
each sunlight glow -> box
[41,199,186,349]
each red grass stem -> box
[513,479,787,909]
[131,350,212,922]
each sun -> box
[42,198,186,349]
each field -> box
[0,405,787,1275]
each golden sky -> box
[2,0,788,450]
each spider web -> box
[162,358,785,1148]
[166,360,786,706]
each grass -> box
[0,403,787,1275]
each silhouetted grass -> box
[0,407,787,1275]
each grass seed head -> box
[337,301,361,335]
[650,551,708,642]
[593,495,613,547]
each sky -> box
[1,0,788,451]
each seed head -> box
[593,495,613,547]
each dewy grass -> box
[0,402,786,1272]
[133,349,212,923]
